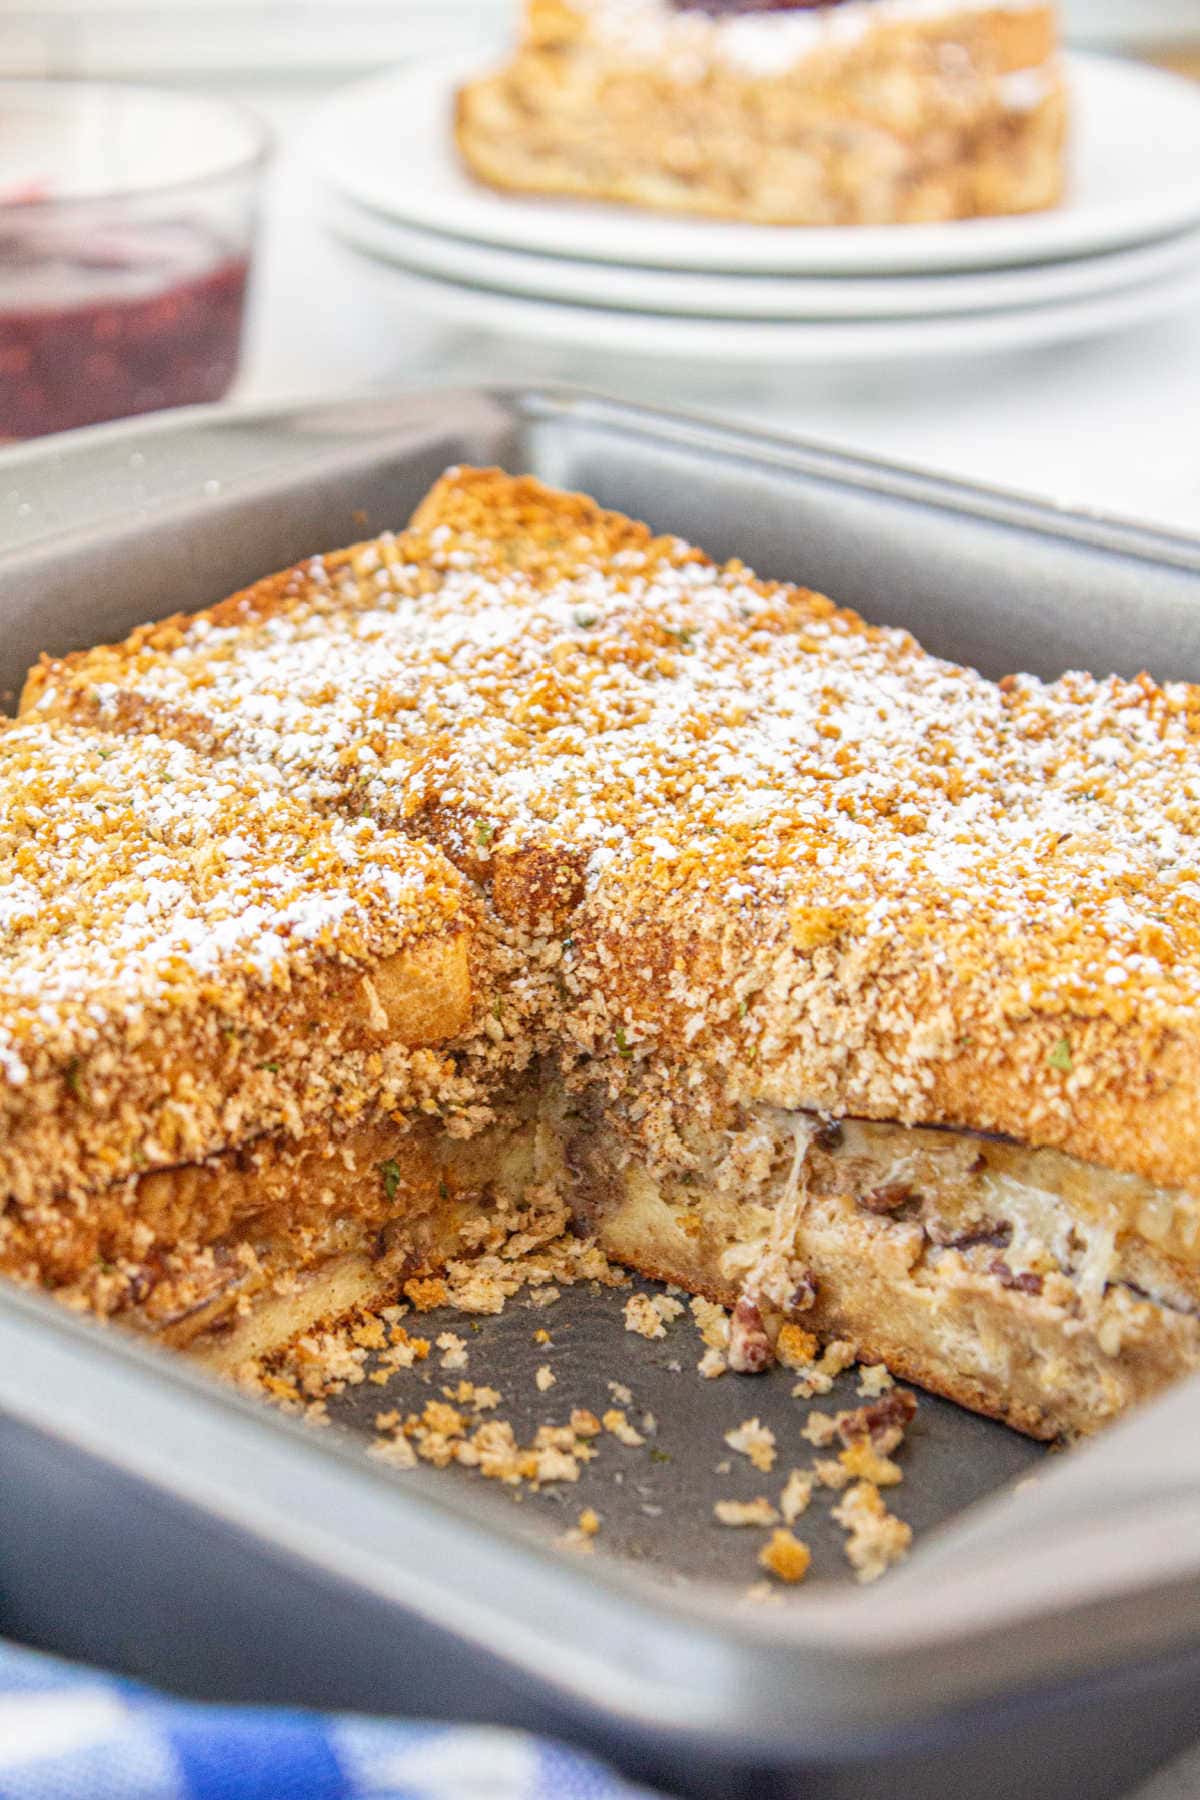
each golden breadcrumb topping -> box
[0,719,487,1215]
[0,720,465,1092]
[25,466,1200,1197]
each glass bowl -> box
[0,81,270,439]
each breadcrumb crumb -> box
[725,1416,776,1473]
[790,1339,857,1400]
[404,1276,448,1312]
[839,1439,903,1487]
[775,1323,820,1370]
[758,1529,812,1585]
[833,1481,912,1583]
[780,1469,814,1524]
[436,1331,468,1371]
[368,1434,417,1470]
[690,1297,730,1351]
[801,1410,840,1447]
[625,1293,668,1339]
[714,1497,779,1528]
[603,1407,645,1447]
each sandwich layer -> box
[552,1075,1200,1437]
[0,720,492,1218]
[455,0,1066,225]
[3,1094,544,1354]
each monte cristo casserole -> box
[455,0,1067,226]
[5,465,1200,1439]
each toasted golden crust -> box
[0,720,484,1213]
[456,1,1066,227]
[25,466,1200,1204]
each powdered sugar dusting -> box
[0,721,461,1087]
[576,0,1046,78]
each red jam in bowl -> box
[0,217,249,439]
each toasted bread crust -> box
[0,720,486,1213]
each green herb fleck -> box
[438,1178,449,1200]
[260,1060,280,1074]
[380,1159,402,1201]
[649,1448,672,1464]
[476,821,494,848]
[1048,1038,1073,1074]
[63,1059,81,1097]
[615,1026,634,1060]
[574,609,598,629]
[493,997,504,1021]
[738,999,748,1019]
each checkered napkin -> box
[0,1638,666,1800]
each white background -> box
[2,0,1199,77]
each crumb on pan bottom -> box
[11,1073,1200,1442]
[235,1201,917,1588]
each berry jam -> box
[0,217,249,439]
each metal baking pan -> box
[2,387,1200,1800]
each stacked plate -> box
[308,49,1200,366]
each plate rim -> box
[308,49,1200,278]
[343,238,1200,364]
[324,191,1200,322]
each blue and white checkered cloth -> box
[0,1639,666,1800]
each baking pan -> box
[2,388,1200,1800]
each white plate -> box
[339,243,1200,366]
[325,192,1200,322]
[309,50,1200,277]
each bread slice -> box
[0,718,526,1351]
[455,1,1067,226]
[22,469,1200,1436]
